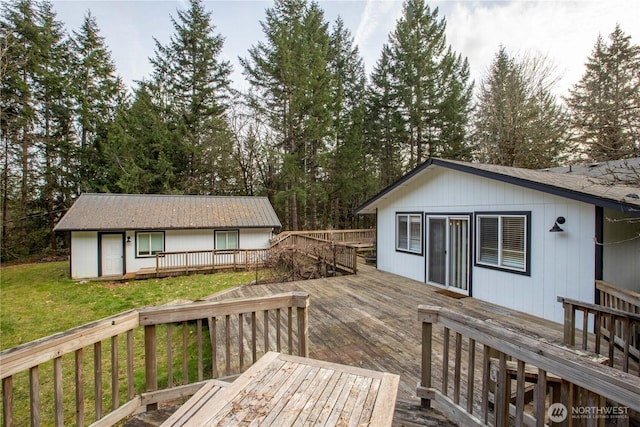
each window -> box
[216,230,239,250]
[137,232,164,257]
[396,213,422,254]
[476,213,529,274]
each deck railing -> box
[155,248,270,276]
[273,233,359,274]
[417,305,640,426]
[558,296,640,375]
[270,228,375,246]
[0,292,309,427]
[596,280,640,347]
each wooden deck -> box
[187,263,569,426]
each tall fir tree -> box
[472,47,569,168]
[365,44,406,188]
[149,0,235,195]
[241,0,333,230]
[1,0,43,256]
[327,17,370,228]
[384,0,473,167]
[71,11,124,192]
[567,25,640,161]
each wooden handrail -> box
[558,296,639,374]
[0,292,310,427]
[418,305,640,426]
[596,280,640,310]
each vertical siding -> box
[603,210,640,292]
[71,231,98,279]
[376,167,596,323]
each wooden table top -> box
[162,351,400,427]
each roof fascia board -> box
[354,158,639,216]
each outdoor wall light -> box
[126,236,132,244]
[549,216,566,232]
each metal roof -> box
[355,158,640,215]
[54,194,282,231]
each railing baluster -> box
[111,335,119,410]
[54,356,63,427]
[495,352,508,427]
[225,315,231,376]
[3,376,12,427]
[264,310,269,352]
[466,338,475,415]
[454,332,462,405]
[197,319,203,381]
[30,366,40,427]
[182,322,188,384]
[127,330,134,400]
[442,327,450,396]
[582,309,589,350]
[276,308,282,352]
[535,368,546,426]
[288,307,293,354]
[75,349,83,426]
[238,313,244,371]
[167,323,173,388]
[481,345,490,424]
[252,311,257,364]
[144,325,157,412]
[515,360,525,427]
[210,317,218,378]
[95,341,103,419]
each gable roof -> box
[355,158,640,216]
[54,193,282,231]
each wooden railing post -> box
[144,324,158,412]
[297,296,309,357]
[417,306,438,408]
[561,298,576,346]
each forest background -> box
[1,0,639,261]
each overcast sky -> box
[50,0,639,98]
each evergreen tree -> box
[365,45,406,187]
[567,25,640,161]
[241,0,333,230]
[385,0,473,166]
[472,47,569,168]
[34,2,75,250]
[1,0,42,257]
[327,17,370,228]
[149,0,236,194]
[104,83,178,194]
[71,11,124,192]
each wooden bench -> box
[161,351,400,426]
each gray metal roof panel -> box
[54,194,282,231]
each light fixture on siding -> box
[549,216,566,232]
[126,236,132,244]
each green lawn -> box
[0,261,261,350]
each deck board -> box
[206,264,570,416]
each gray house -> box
[54,193,281,279]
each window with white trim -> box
[476,214,528,273]
[215,230,238,250]
[137,232,164,257]
[396,213,422,254]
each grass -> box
[0,261,264,350]
[0,261,276,425]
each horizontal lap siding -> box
[376,167,596,323]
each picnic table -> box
[161,351,400,426]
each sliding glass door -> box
[426,215,470,293]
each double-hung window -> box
[476,213,529,274]
[215,230,239,250]
[137,232,164,257]
[396,213,422,254]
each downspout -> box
[594,206,604,305]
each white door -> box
[101,234,124,276]
[426,215,470,294]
